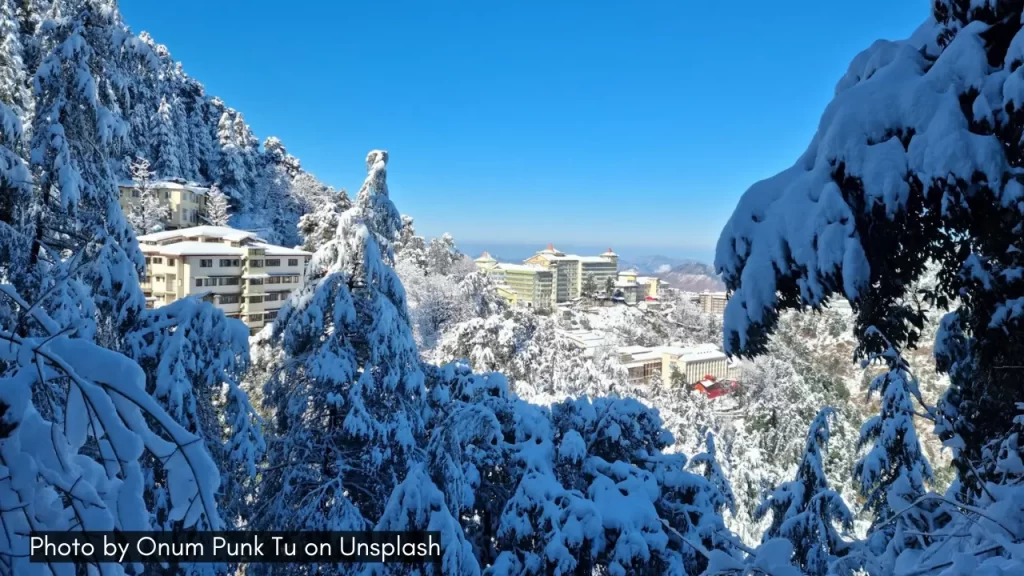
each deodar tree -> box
[715,1,1024,572]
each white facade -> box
[618,342,730,386]
[138,226,312,334]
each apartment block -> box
[696,291,729,315]
[138,226,312,335]
[119,179,209,229]
[475,245,621,310]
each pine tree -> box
[203,183,230,226]
[853,331,937,565]
[151,95,182,177]
[754,408,853,575]
[125,155,169,235]
[254,150,426,541]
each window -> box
[144,276,151,284]
[249,260,264,268]
[219,259,235,267]
[267,277,282,285]
[265,310,278,320]
[152,257,163,265]
[195,278,203,287]
[219,277,240,286]
[264,293,280,302]
[199,259,213,268]
[132,189,140,198]
[244,314,263,323]
[266,259,281,267]
[219,294,240,304]
[288,258,299,267]
[248,278,264,285]
[168,258,176,266]
[248,296,263,304]
[145,257,151,264]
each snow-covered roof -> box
[143,242,246,256]
[614,280,638,288]
[579,256,614,264]
[138,226,259,243]
[253,243,312,257]
[496,263,548,273]
[619,268,640,276]
[474,251,497,263]
[636,276,657,284]
[118,180,210,193]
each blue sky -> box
[121,0,926,259]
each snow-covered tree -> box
[754,408,853,575]
[426,232,463,276]
[255,150,426,539]
[151,95,182,177]
[853,330,938,567]
[203,183,230,226]
[125,156,169,235]
[713,0,1024,501]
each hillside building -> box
[119,180,209,230]
[475,245,630,310]
[696,291,729,315]
[618,343,733,387]
[137,226,312,334]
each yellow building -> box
[697,291,729,315]
[474,253,553,311]
[119,180,209,230]
[138,226,312,335]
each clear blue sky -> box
[120,0,926,258]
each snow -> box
[138,225,261,243]
[141,241,247,256]
[714,18,1014,354]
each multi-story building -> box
[697,291,729,315]
[524,245,618,305]
[119,179,209,229]
[474,252,554,311]
[476,245,619,310]
[618,343,732,386]
[137,226,312,334]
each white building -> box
[557,329,611,357]
[138,226,312,334]
[618,343,731,386]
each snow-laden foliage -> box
[853,331,940,570]
[125,155,169,235]
[202,183,230,226]
[714,0,1024,494]
[754,408,854,575]
[253,151,427,545]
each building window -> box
[248,278,264,286]
[266,259,281,267]
[264,293,280,302]
[219,258,236,267]
[199,259,213,268]
[267,277,281,285]
[132,189,140,198]
[288,258,299,267]
[145,257,151,264]
[244,314,263,323]
[218,277,240,286]
[248,296,263,304]
[249,260,264,268]
[195,278,203,287]
[144,276,151,284]
[265,310,278,320]
[152,257,163,265]
[168,258,176,266]
[219,294,240,304]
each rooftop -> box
[119,179,210,193]
[496,263,548,273]
[139,225,260,243]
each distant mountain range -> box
[619,257,726,293]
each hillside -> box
[0,0,336,248]
[655,260,726,292]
